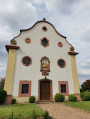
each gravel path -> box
[38,103,90,119]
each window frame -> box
[41,37,49,47]
[25,38,31,44]
[42,26,48,32]
[57,59,66,68]
[58,42,63,47]
[58,81,69,96]
[19,80,31,97]
[21,56,32,66]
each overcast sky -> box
[0,0,90,85]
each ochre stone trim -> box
[10,40,17,45]
[12,97,30,103]
[58,81,69,96]
[58,42,63,47]
[6,45,19,52]
[21,56,32,66]
[19,80,31,97]
[38,78,53,102]
[57,59,66,68]
[40,37,49,47]
[68,51,78,56]
[70,55,80,94]
[42,26,48,32]
[25,38,31,44]
[4,95,12,104]
[70,46,74,51]
[74,93,81,101]
[4,49,16,95]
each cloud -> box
[0,0,38,78]
[77,59,90,85]
[0,61,7,78]
[79,59,90,69]
[33,0,44,5]
[0,0,37,42]
[81,30,90,42]
[44,0,80,15]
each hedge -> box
[54,93,65,102]
[80,92,90,101]
[68,94,77,102]
[0,89,7,104]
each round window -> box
[41,37,49,47]
[57,59,66,68]
[22,56,32,66]
[25,38,31,44]
[42,26,47,31]
[58,42,63,47]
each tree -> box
[81,80,90,91]
[0,78,5,89]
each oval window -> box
[57,59,66,68]
[41,37,49,47]
[22,56,32,66]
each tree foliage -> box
[81,80,90,91]
[0,78,5,89]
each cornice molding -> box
[68,51,79,56]
[6,45,19,52]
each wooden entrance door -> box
[40,81,50,100]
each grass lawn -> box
[63,101,90,111]
[0,104,44,118]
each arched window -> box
[40,57,50,72]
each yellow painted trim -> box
[13,96,38,103]
[70,56,80,93]
[4,49,16,95]
[14,96,69,103]
[13,97,29,103]
[13,96,69,103]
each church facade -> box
[4,20,81,104]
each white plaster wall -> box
[12,22,74,97]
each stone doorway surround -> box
[38,78,53,102]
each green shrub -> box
[80,88,85,93]
[0,89,7,105]
[80,92,90,101]
[12,99,16,104]
[43,111,49,119]
[54,93,65,102]
[43,111,53,119]
[29,96,36,103]
[68,94,77,102]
